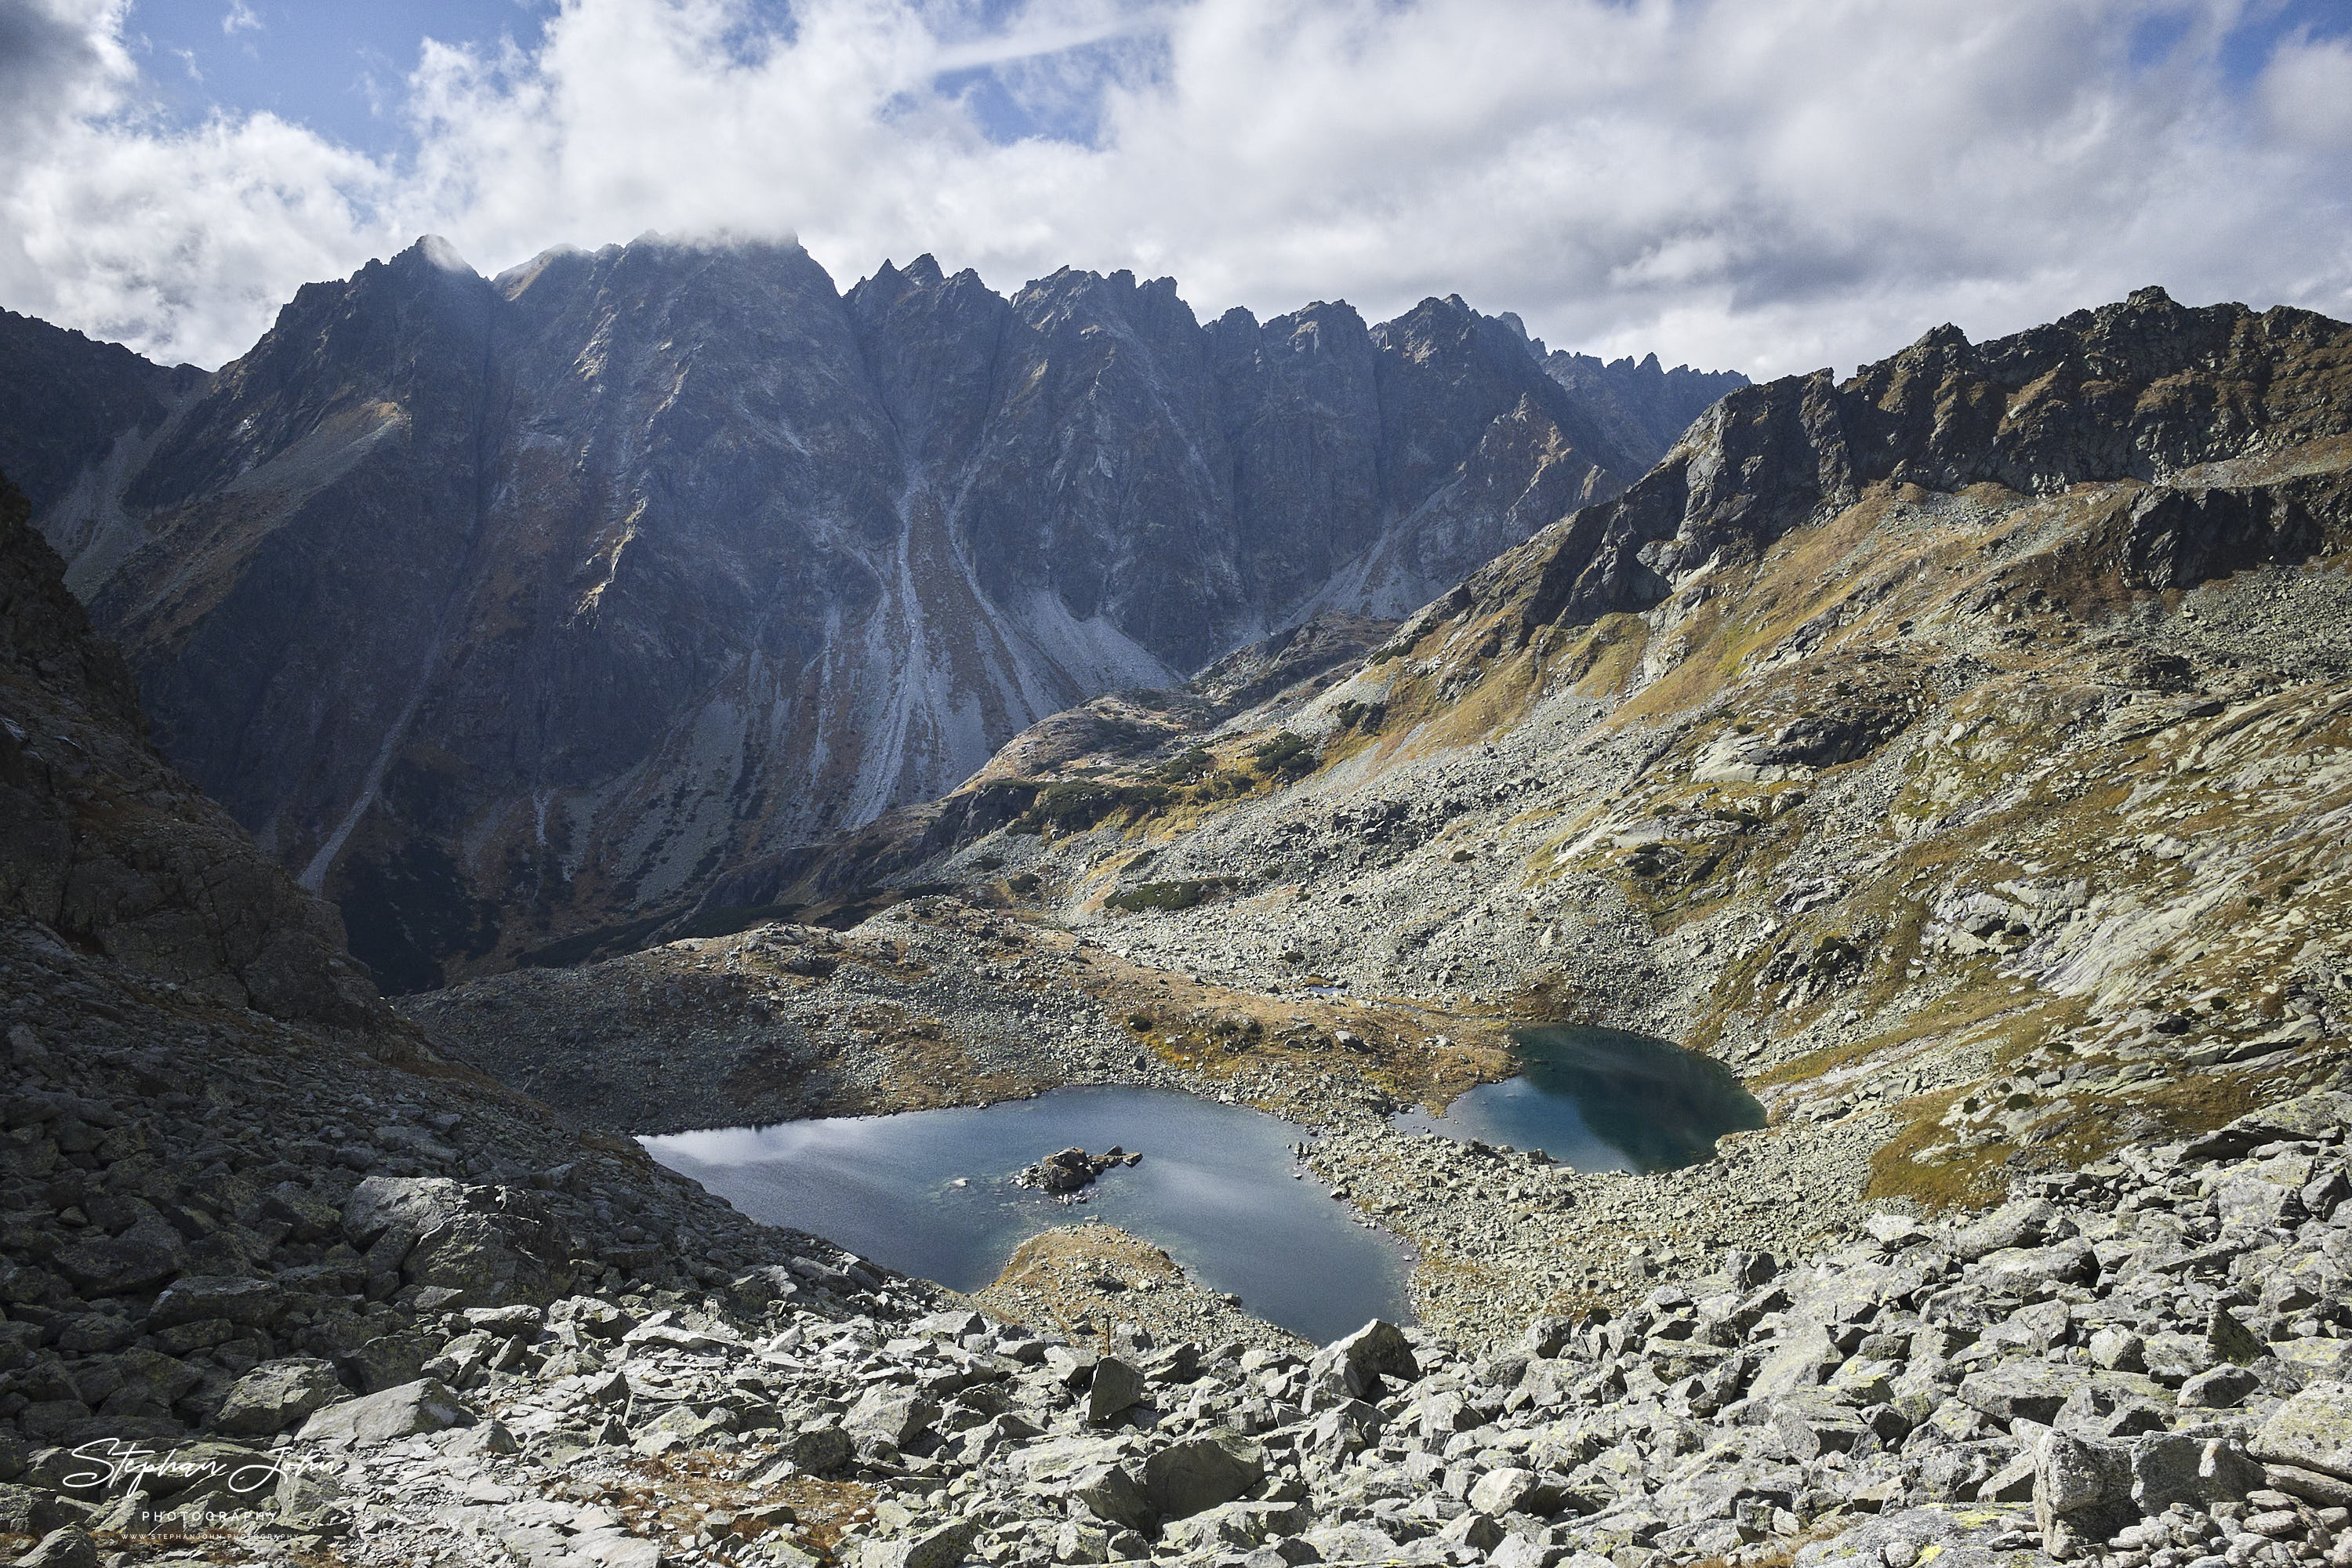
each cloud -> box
[2,0,2349,378]
[220,2,261,36]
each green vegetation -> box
[1160,746,1216,782]
[1009,779,1174,833]
[1250,731,1317,779]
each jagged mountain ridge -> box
[684,289,2352,941]
[2,236,1742,990]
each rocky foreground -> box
[5,1083,2348,1568]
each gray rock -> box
[13,1527,97,1568]
[1142,1432,1265,1519]
[789,1424,851,1474]
[1958,1362,2089,1425]
[2206,1305,2267,1366]
[1087,1356,1146,1425]
[48,1218,184,1295]
[2262,1461,2352,1508]
[1070,1460,1155,1532]
[2177,1364,2259,1410]
[336,1330,440,1393]
[1312,1319,1420,1401]
[342,1175,466,1246]
[1976,1239,2096,1293]
[861,1517,978,1568]
[213,1357,344,1436]
[148,1275,287,1329]
[1302,1522,1400,1561]
[294,1377,472,1446]
[1952,1200,2058,1261]
[846,1389,941,1448]
[0,1486,85,1541]
[2252,1380,2352,1480]
[1490,1536,1573,1568]
[2183,1092,2352,1157]
[401,1193,566,1308]
[2034,1428,2262,1557]
[1159,1499,1305,1555]
[1468,1466,1541,1515]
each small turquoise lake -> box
[1396,1024,1766,1171]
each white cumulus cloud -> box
[1,0,2347,378]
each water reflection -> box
[644,1087,1412,1344]
[1395,1024,1765,1172]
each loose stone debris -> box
[7,1084,2349,1567]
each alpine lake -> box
[644,1025,1765,1344]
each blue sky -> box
[116,0,2352,161]
[7,1,2351,378]
[119,0,1151,155]
[125,0,557,154]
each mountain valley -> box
[1,264,2350,1568]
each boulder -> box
[0,1484,88,1538]
[341,1176,467,1247]
[789,1424,851,1474]
[1086,1356,1145,1425]
[14,1527,98,1568]
[294,1377,472,1446]
[2183,1092,2352,1158]
[859,1517,977,1568]
[148,1276,287,1330]
[2034,1429,2262,1558]
[341,1177,566,1308]
[1952,1199,2058,1262]
[1977,1239,2096,1294]
[1307,1319,1419,1401]
[1958,1362,2087,1425]
[336,1330,440,1393]
[2252,1381,2352,1480]
[138,1439,287,1513]
[1157,1500,1309,1555]
[2178,1364,2260,1410]
[844,1389,939,1449]
[213,1358,345,1436]
[1469,1466,1542,1515]
[1069,1460,1154,1532]
[1142,1432,1264,1519]
[1301,1523,1400,1562]
[49,1218,184,1295]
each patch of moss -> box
[1250,731,1317,779]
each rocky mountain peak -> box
[3,241,1742,988]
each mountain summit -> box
[0,236,1742,989]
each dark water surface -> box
[642,1087,1412,1344]
[1394,1024,1766,1172]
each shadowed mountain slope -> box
[2,238,1742,990]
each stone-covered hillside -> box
[424,289,2352,1362]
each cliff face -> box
[0,469,386,1030]
[1463,287,2352,646]
[2,236,1742,989]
